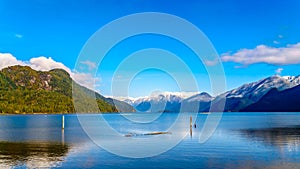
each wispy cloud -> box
[275,68,283,74]
[72,71,101,90]
[15,34,23,38]
[203,59,218,66]
[80,60,97,70]
[221,42,300,65]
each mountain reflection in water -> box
[237,126,300,150]
[1,113,300,169]
[0,141,69,168]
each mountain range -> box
[1,65,299,113]
[121,92,214,112]
[122,75,300,112]
[0,65,134,114]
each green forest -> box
[0,65,133,114]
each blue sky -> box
[0,0,300,97]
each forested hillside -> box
[0,66,133,114]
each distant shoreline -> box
[0,112,299,116]
[0,112,122,115]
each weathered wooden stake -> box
[62,128,65,145]
[190,116,193,137]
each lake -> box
[0,112,300,168]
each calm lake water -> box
[0,113,300,169]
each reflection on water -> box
[0,113,300,168]
[0,141,69,168]
[237,126,300,151]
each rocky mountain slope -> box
[241,85,300,112]
[0,65,134,114]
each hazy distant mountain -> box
[181,92,213,112]
[123,92,213,112]
[0,65,134,114]
[131,93,183,112]
[241,85,300,112]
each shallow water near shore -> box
[0,112,300,168]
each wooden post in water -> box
[190,116,193,138]
[62,115,65,130]
[62,128,65,145]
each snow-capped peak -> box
[223,75,300,102]
[184,92,213,102]
[133,92,183,106]
[114,91,198,106]
[282,76,295,80]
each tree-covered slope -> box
[0,65,133,114]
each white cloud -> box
[275,68,283,74]
[0,53,26,69]
[278,34,283,38]
[80,60,97,70]
[222,43,300,65]
[273,40,280,44]
[0,53,99,90]
[30,56,71,73]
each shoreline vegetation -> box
[0,112,122,115]
[1,112,299,116]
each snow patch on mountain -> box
[223,75,300,102]
[184,92,213,102]
[116,91,198,106]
